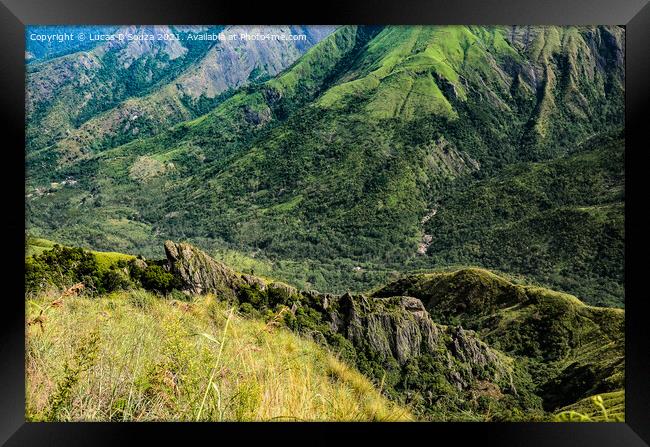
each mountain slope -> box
[26,291,411,421]
[374,268,624,410]
[26,25,335,160]
[417,132,624,307]
[26,25,625,306]
[25,239,624,421]
[26,25,217,153]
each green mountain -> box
[418,132,624,307]
[26,25,334,159]
[375,268,623,411]
[26,25,625,307]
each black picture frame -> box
[1,0,648,444]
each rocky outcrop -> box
[243,106,272,126]
[321,292,514,393]
[327,294,442,364]
[161,241,515,396]
[164,240,246,298]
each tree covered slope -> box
[26,25,334,159]
[26,25,625,306]
[417,132,624,307]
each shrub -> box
[25,245,138,295]
[26,245,101,294]
[101,267,134,292]
[139,265,178,293]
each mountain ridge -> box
[26,25,335,160]
[25,238,623,420]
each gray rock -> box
[327,294,442,364]
[325,292,514,393]
[164,240,244,299]
[132,258,148,270]
[241,274,266,290]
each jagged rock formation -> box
[162,240,517,403]
[329,294,444,364]
[26,25,335,157]
[158,240,622,415]
[164,240,246,298]
[374,268,625,409]
[324,293,515,393]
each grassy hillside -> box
[555,391,624,422]
[25,237,56,257]
[24,240,624,421]
[26,290,411,422]
[26,236,135,271]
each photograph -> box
[22,23,627,423]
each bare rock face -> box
[267,282,298,297]
[450,326,498,367]
[241,274,266,290]
[323,292,514,393]
[243,106,272,126]
[447,326,514,392]
[163,240,245,299]
[332,294,442,364]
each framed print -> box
[1,0,648,444]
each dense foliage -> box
[26,25,625,307]
[418,133,625,307]
[24,25,626,423]
[25,244,180,295]
[24,238,624,421]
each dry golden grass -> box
[26,290,413,422]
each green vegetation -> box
[233,283,542,421]
[24,241,623,421]
[25,237,56,257]
[26,25,625,307]
[374,268,624,412]
[25,240,180,295]
[419,133,624,307]
[555,391,625,422]
[26,291,411,421]
[24,25,626,422]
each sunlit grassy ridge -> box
[26,237,135,273]
[26,291,412,422]
[25,237,56,257]
[24,240,625,422]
